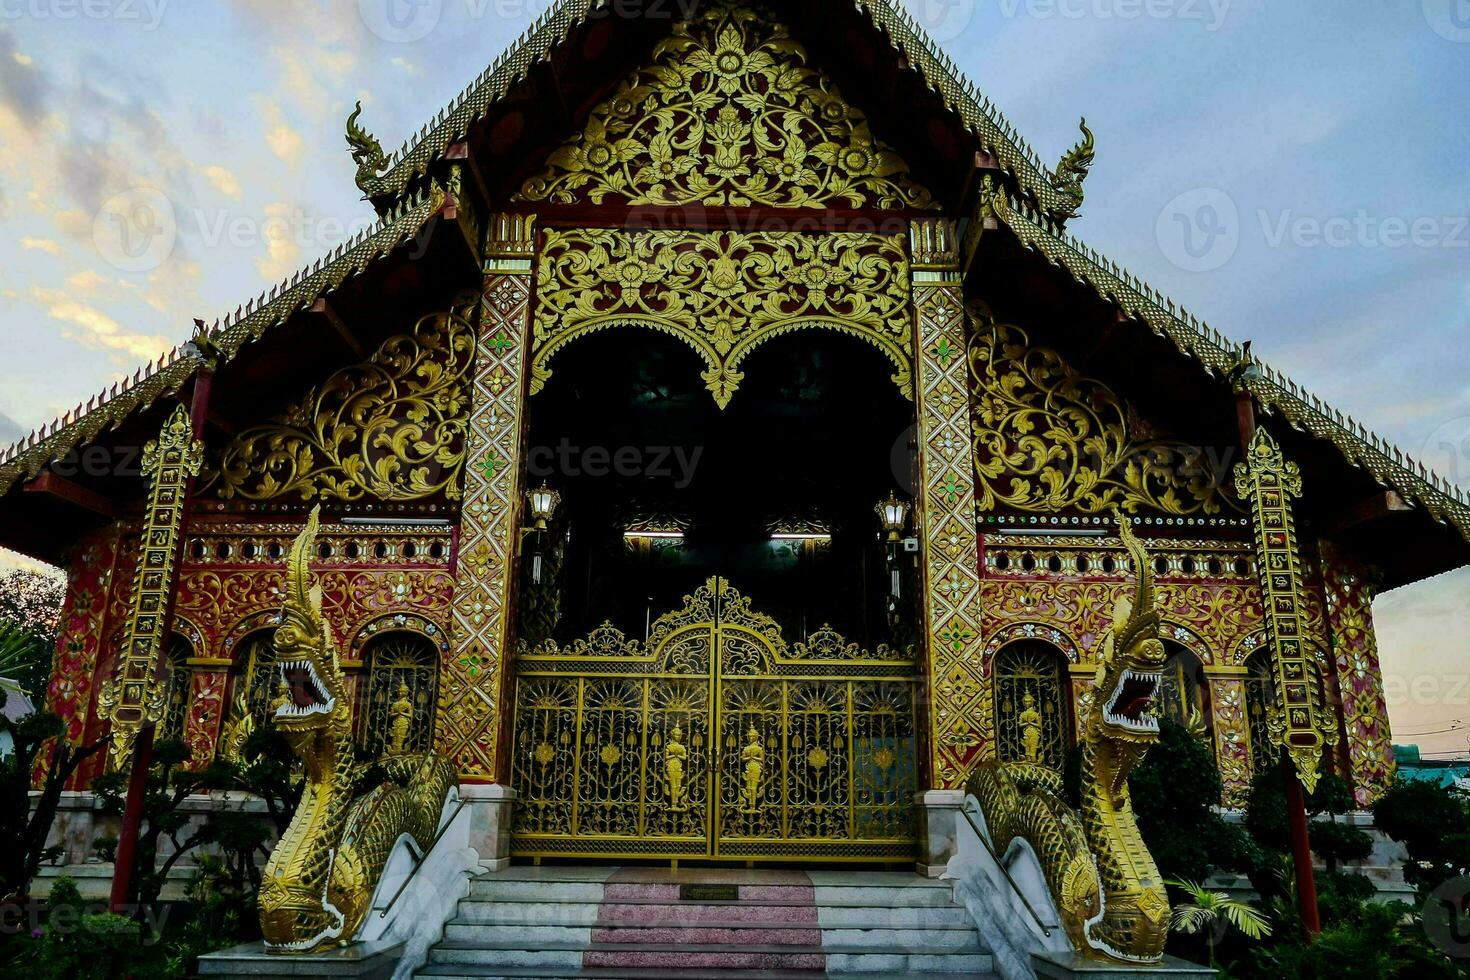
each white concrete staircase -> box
[416,866,995,978]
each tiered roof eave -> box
[994,193,1470,542]
[0,184,448,496]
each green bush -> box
[1372,778,1470,898]
[1251,900,1468,980]
[34,876,150,980]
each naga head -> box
[1086,511,1168,779]
[271,507,348,758]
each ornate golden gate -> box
[509,577,918,861]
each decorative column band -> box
[1233,427,1333,792]
[97,403,204,772]
[438,213,536,781]
[909,218,988,788]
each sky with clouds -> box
[0,0,1466,753]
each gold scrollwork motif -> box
[968,314,1239,515]
[98,404,204,771]
[515,0,934,210]
[509,580,918,860]
[204,307,475,502]
[1234,427,1334,792]
[533,229,912,407]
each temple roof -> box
[1,0,1466,586]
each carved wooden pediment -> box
[515,0,936,211]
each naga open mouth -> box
[1103,669,1161,734]
[277,660,335,718]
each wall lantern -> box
[875,490,910,543]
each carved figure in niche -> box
[665,724,689,811]
[387,682,414,755]
[741,726,765,812]
[1019,691,1044,763]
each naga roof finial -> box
[1051,117,1095,217]
[346,101,389,194]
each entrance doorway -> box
[508,330,921,861]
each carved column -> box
[1205,668,1253,805]
[439,214,535,867]
[1320,549,1395,806]
[909,219,987,794]
[181,660,230,767]
[1234,427,1334,792]
[96,404,204,772]
[44,527,122,747]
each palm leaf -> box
[1220,899,1272,939]
[1170,904,1213,935]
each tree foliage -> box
[0,568,65,700]
[1372,777,1470,897]
[0,710,105,902]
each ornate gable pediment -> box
[515,0,936,210]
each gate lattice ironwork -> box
[509,577,918,861]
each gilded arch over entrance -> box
[532,228,914,407]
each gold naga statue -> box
[258,507,457,953]
[969,511,1170,963]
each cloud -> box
[0,410,22,446]
[261,99,304,166]
[199,163,243,201]
[0,29,48,127]
[19,237,62,256]
[30,286,173,362]
[254,202,302,282]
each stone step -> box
[444,920,820,945]
[466,878,607,902]
[465,881,957,908]
[430,939,990,972]
[419,965,991,979]
[452,900,975,928]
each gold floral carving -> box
[533,229,912,407]
[515,1,934,210]
[968,315,1239,515]
[203,307,475,502]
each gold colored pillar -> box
[438,214,536,781]
[1204,667,1253,805]
[96,404,204,772]
[909,219,987,789]
[1234,427,1334,792]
